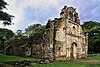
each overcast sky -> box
[0,0,100,32]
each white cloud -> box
[23,0,61,21]
[27,20,46,27]
[24,0,59,9]
[0,0,24,32]
[0,0,61,32]
[1,0,100,32]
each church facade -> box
[44,6,88,61]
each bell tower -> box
[44,5,88,61]
[59,6,85,60]
[60,5,80,24]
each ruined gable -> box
[43,5,88,61]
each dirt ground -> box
[75,59,100,64]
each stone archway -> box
[71,42,77,59]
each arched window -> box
[59,47,61,50]
[73,26,75,29]
[73,26,76,34]
[63,27,66,31]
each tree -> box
[82,21,99,30]
[4,36,30,56]
[0,0,14,25]
[82,21,100,53]
[16,29,22,36]
[25,24,45,37]
[25,24,45,44]
[0,28,14,52]
[25,24,42,36]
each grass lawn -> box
[31,56,100,67]
[0,53,40,62]
[88,56,100,60]
[0,53,100,67]
[31,61,100,67]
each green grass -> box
[88,56,100,60]
[31,56,100,67]
[31,61,100,67]
[0,53,100,67]
[0,53,40,62]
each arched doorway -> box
[71,42,77,59]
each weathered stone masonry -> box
[44,6,88,61]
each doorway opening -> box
[71,42,77,59]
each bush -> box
[0,63,13,67]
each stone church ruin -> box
[43,6,88,61]
[3,5,88,62]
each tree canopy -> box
[0,0,14,25]
[25,24,45,44]
[82,21,100,53]
[0,28,14,52]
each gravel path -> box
[75,59,100,64]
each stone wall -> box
[44,5,88,61]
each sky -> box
[0,0,100,32]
